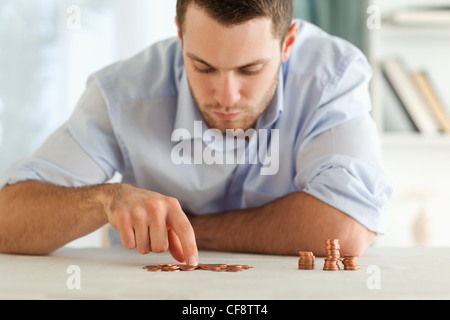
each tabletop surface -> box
[1,246,449,300]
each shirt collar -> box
[174,67,284,138]
[255,68,284,130]
[174,70,206,139]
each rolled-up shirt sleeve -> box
[0,75,123,189]
[294,116,393,235]
[293,55,393,235]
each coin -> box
[342,255,360,271]
[225,267,243,272]
[298,265,315,270]
[210,267,225,272]
[143,265,159,269]
[226,265,243,269]
[144,263,253,273]
[298,251,315,270]
[162,266,179,271]
[325,239,340,246]
[323,239,341,271]
[179,265,197,271]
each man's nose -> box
[214,73,241,108]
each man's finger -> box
[168,227,185,263]
[134,225,151,254]
[119,225,136,250]
[149,214,169,253]
[168,212,198,266]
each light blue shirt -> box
[0,21,393,238]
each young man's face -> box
[177,5,297,134]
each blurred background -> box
[1,0,449,248]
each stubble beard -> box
[189,65,280,135]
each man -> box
[0,0,392,265]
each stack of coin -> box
[298,251,315,270]
[323,239,341,271]
[143,263,254,273]
[342,255,360,271]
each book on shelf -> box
[412,71,450,134]
[386,7,450,26]
[381,73,418,133]
[381,59,441,134]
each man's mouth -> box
[213,112,242,121]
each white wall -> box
[114,0,178,60]
[66,0,178,248]
[376,139,450,247]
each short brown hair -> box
[177,0,294,41]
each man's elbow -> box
[311,207,376,257]
[333,220,376,257]
[0,237,59,256]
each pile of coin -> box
[298,251,315,270]
[342,255,360,271]
[296,239,361,272]
[323,239,341,271]
[143,263,254,273]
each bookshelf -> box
[369,0,450,143]
[367,0,450,247]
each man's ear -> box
[175,16,183,41]
[281,22,299,63]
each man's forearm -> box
[0,181,200,264]
[0,181,108,255]
[190,192,375,257]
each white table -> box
[1,246,449,300]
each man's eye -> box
[193,65,214,74]
[241,66,263,76]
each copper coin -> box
[298,263,315,270]
[145,263,253,272]
[143,265,159,269]
[179,265,197,271]
[325,239,339,245]
[210,267,226,271]
[344,266,360,271]
[225,268,243,272]
[160,265,179,271]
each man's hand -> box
[101,184,198,265]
